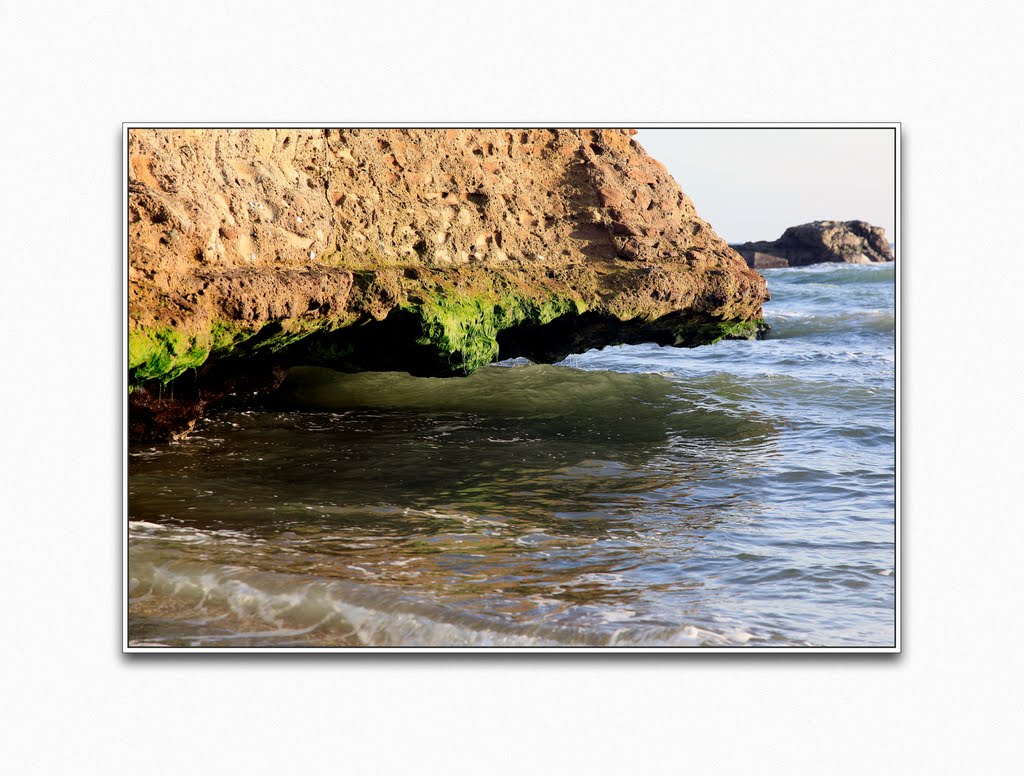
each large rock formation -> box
[128,128,769,440]
[732,220,894,269]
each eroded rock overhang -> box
[127,128,770,440]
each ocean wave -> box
[128,526,777,648]
[128,261,896,649]
[271,364,774,444]
[765,310,894,338]
[761,263,895,286]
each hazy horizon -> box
[635,128,896,245]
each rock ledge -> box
[128,128,770,440]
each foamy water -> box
[128,262,896,648]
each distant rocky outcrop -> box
[732,220,894,269]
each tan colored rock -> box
[128,128,770,439]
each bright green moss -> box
[128,312,366,388]
[717,319,767,341]
[410,291,582,374]
[129,323,258,387]
[414,296,499,372]
[210,320,258,352]
[128,328,212,384]
[668,318,767,347]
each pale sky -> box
[634,128,896,245]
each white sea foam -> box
[128,262,895,649]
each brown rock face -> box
[732,220,894,269]
[128,128,769,439]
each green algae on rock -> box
[406,291,583,375]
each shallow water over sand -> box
[128,262,896,648]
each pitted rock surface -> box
[128,128,770,439]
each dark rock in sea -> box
[731,220,894,269]
[128,128,771,441]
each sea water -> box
[128,262,896,648]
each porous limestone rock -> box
[128,128,770,440]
